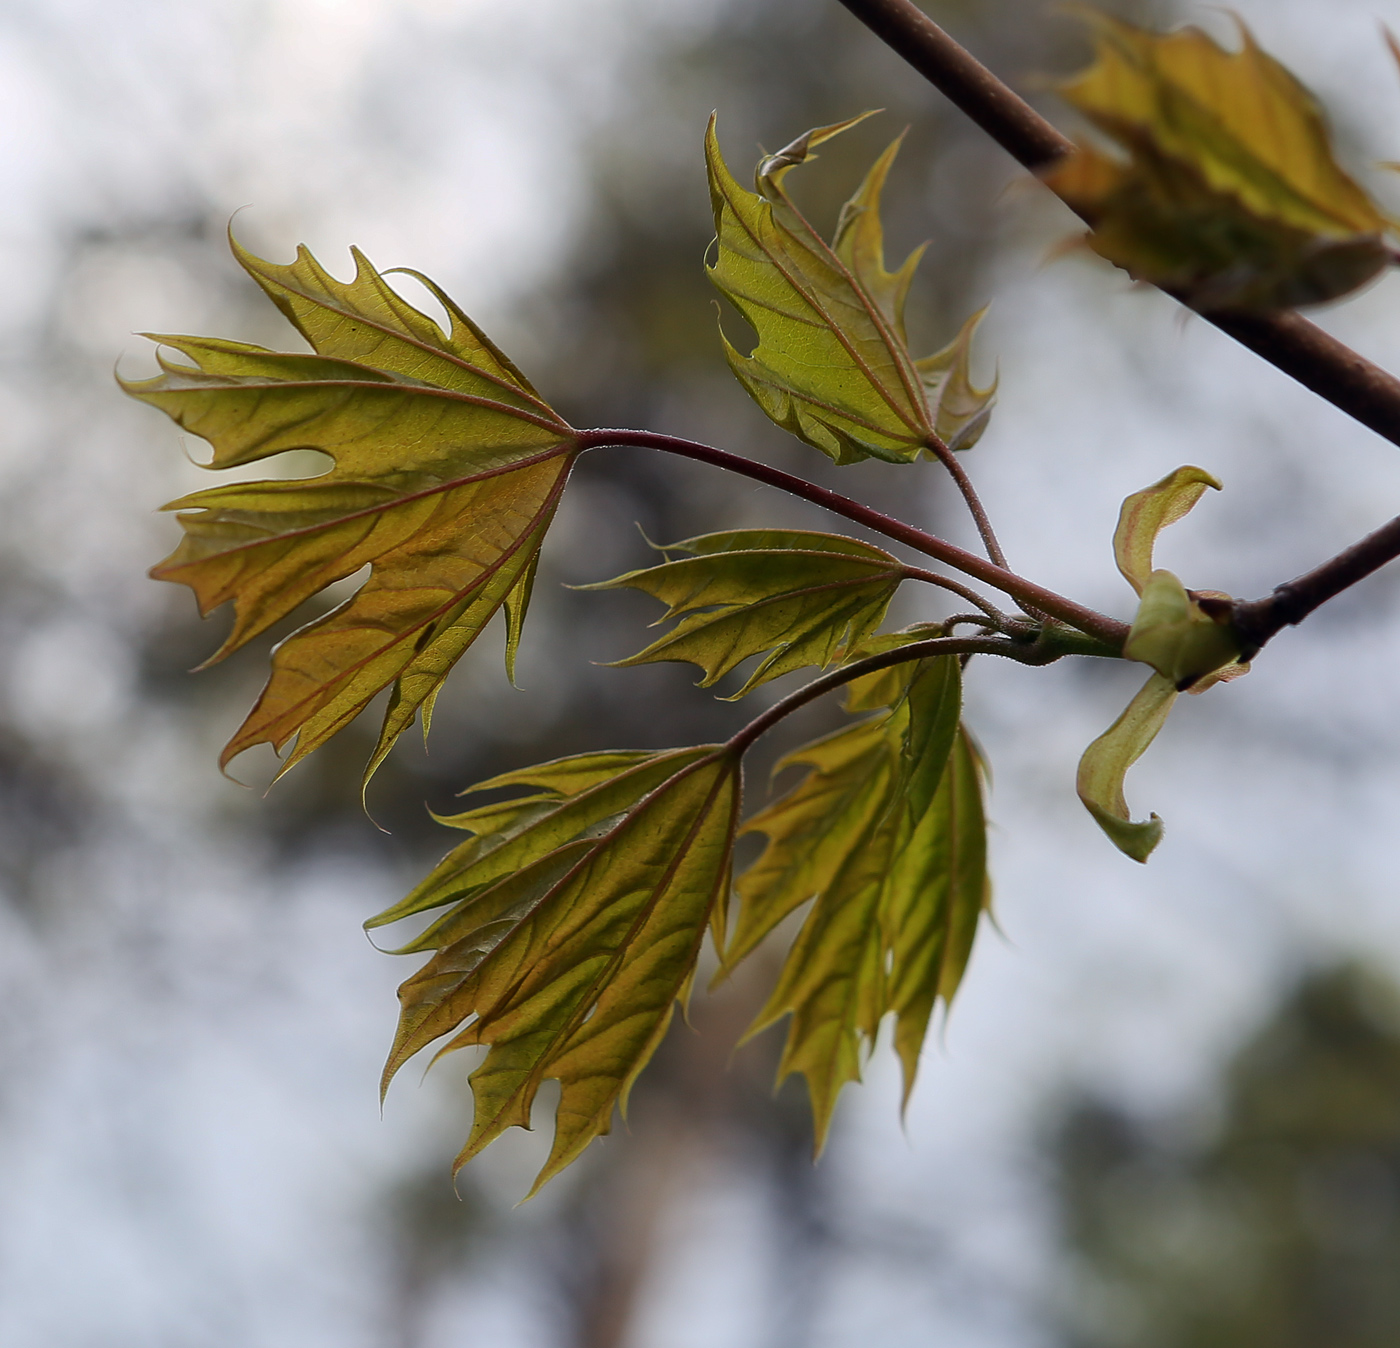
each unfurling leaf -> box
[586,529,906,696]
[371,746,740,1194]
[706,115,994,464]
[1113,465,1245,689]
[724,652,988,1145]
[1076,671,1175,863]
[1114,464,1220,595]
[1045,15,1394,310]
[123,237,577,783]
[1080,465,1245,861]
[1124,570,1242,691]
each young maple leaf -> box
[123,238,578,784]
[1045,15,1395,311]
[585,528,909,697]
[722,650,989,1144]
[368,746,741,1194]
[706,114,995,464]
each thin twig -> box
[835,0,1400,453]
[1230,512,1400,656]
[922,432,1008,568]
[578,428,1129,648]
[899,565,1008,623]
[942,611,1024,636]
[726,633,1056,756]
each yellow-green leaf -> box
[1114,464,1220,595]
[725,654,987,1145]
[375,746,740,1194]
[1111,465,1245,689]
[586,529,906,697]
[1045,15,1394,310]
[123,238,577,783]
[1076,671,1176,862]
[706,115,994,464]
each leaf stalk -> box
[578,428,1128,648]
[921,432,1009,570]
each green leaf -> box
[1076,671,1176,862]
[122,236,576,784]
[725,654,988,1145]
[1124,569,1242,690]
[705,115,994,464]
[374,746,741,1194]
[1045,15,1394,310]
[586,529,906,697]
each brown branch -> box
[1230,513,1400,656]
[922,432,1009,569]
[835,0,1400,453]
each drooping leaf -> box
[372,745,741,1194]
[1079,465,1246,860]
[1113,465,1245,689]
[1076,671,1176,863]
[706,115,994,464]
[1044,15,1394,310]
[725,652,988,1144]
[585,529,907,696]
[123,237,577,783]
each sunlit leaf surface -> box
[724,651,988,1144]
[706,115,994,463]
[124,238,577,783]
[588,529,907,696]
[370,746,741,1194]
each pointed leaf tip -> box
[726,651,988,1141]
[1077,672,1175,862]
[376,746,741,1193]
[588,529,905,696]
[1114,465,1221,596]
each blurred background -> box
[3,0,1400,1344]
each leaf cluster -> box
[121,10,1394,1191]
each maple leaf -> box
[723,646,988,1144]
[706,114,995,464]
[585,528,908,696]
[122,237,577,783]
[368,746,740,1194]
[1045,15,1394,310]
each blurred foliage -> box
[1051,962,1400,1348]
